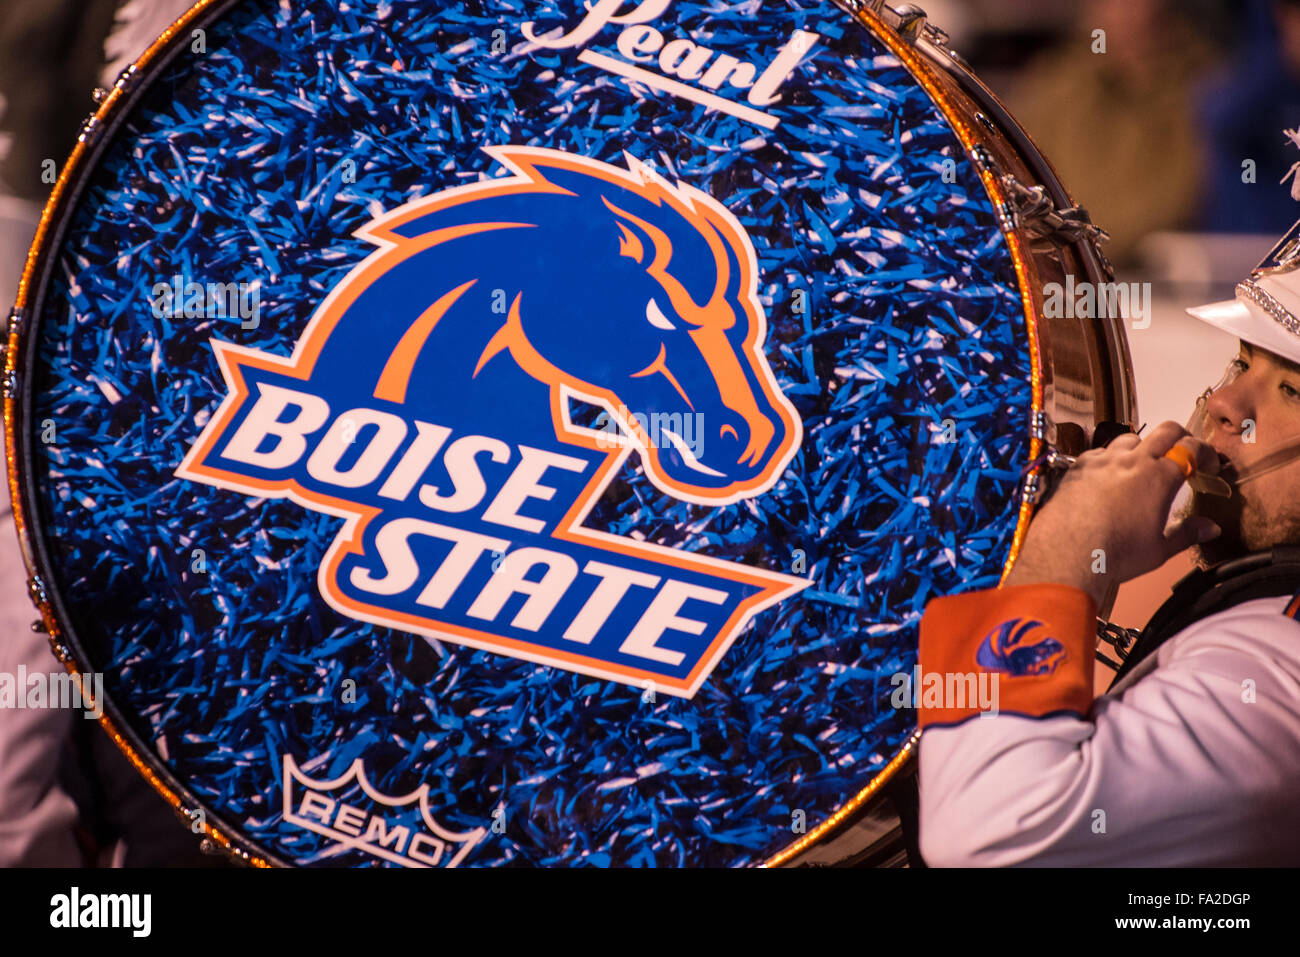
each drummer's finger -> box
[1182,437,1221,474]
[1105,432,1141,451]
[1159,442,1216,488]
[1137,421,1191,458]
[1158,437,1219,482]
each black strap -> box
[1108,547,1300,690]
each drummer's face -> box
[1196,341,1300,557]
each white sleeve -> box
[918,598,1300,867]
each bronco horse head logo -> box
[177,145,808,697]
[347,143,802,503]
[975,618,1068,678]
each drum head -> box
[10,0,1044,866]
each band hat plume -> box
[1281,127,1300,201]
[1186,130,1300,367]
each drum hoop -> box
[2,0,1046,869]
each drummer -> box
[916,226,1300,866]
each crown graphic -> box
[282,753,486,868]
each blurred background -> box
[0,0,1297,857]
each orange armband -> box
[917,583,1098,729]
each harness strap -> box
[1107,547,1300,690]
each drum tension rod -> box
[966,145,1111,252]
[1021,410,1071,505]
[999,175,1111,251]
[1021,449,1076,505]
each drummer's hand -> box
[1001,422,1222,608]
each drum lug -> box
[2,369,18,399]
[862,1,944,46]
[965,144,1112,249]
[1023,409,1063,505]
[27,577,58,647]
[1020,470,1045,506]
[968,144,996,173]
[969,147,1019,233]
[1042,447,1074,469]
[77,112,101,145]
[5,306,21,333]
[992,198,1017,235]
[891,5,928,41]
[1029,410,1051,443]
[92,87,109,104]
[197,832,253,865]
[113,63,140,96]
[920,21,950,48]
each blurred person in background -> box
[1199,0,1300,234]
[1005,0,1220,267]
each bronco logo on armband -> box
[1285,588,1300,620]
[176,145,808,698]
[975,617,1068,677]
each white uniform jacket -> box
[916,584,1300,867]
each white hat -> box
[1186,218,1300,368]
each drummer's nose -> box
[1204,376,1256,445]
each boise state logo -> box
[974,617,1067,677]
[177,145,807,698]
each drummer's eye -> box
[1282,381,1300,401]
[1230,357,1249,374]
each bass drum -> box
[4,0,1133,867]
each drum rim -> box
[3,0,1047,869]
